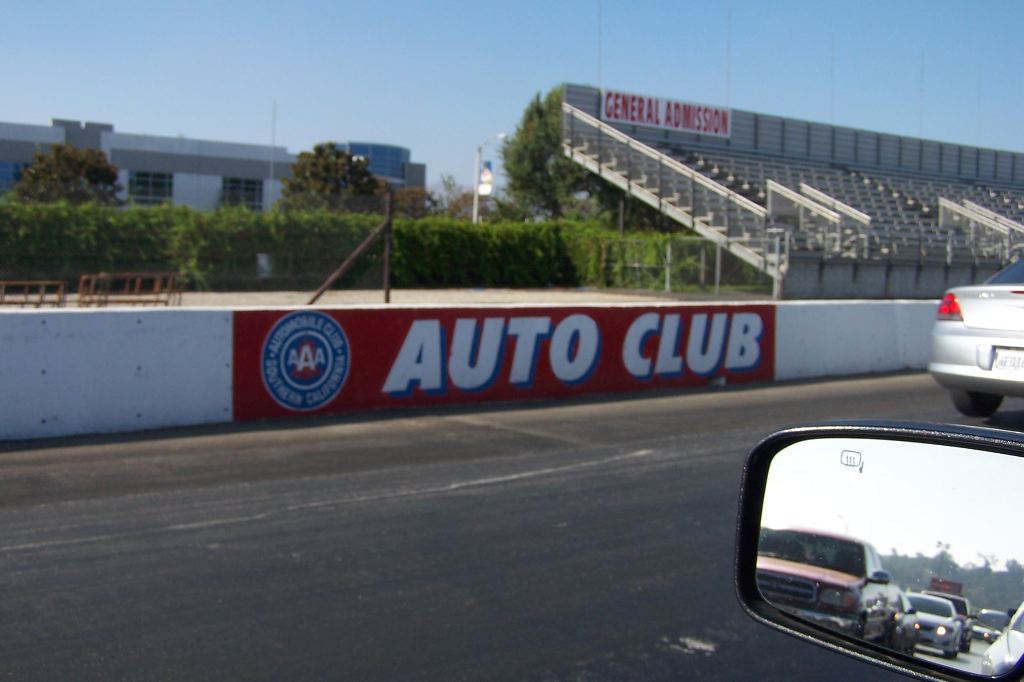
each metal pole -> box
[715,242,722,296]
[664,239,672,292]
[268,99,276,209]
[772,235,781,300]
[597,0,603,88]
[383,191,393,304]
[308,216,390,305]
[471,144,481,224]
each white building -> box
[0,119,425,210]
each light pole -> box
[472,133,506,224]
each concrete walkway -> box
[178,288,772,308]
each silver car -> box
[907,593,962,658]
[974,608,1011,645]
[929,259,1024,416]
[982,602,1024,676]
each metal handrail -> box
[962,200,1024,236]
[766,180,840,223]
[799,183,872,225]
[939,198,1011,237]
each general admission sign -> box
[601,89,731,139]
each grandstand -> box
[562,83,1024,298]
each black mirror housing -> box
[735,421,1024,682]
[868,570,891,585]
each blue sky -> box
[6,1,1023,190]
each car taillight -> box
[937,293,962,321]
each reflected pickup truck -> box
[756,528,902,644]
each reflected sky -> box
[761,437,1024,569]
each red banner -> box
[233,304,775,421]
[601,89,731,138]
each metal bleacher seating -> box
[562,100,1023,300]
[658,146,1024,262]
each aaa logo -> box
[261,311,350,411]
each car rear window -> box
[758,529,866,577]
[979,610,1010,629]
[925,592,968,616]
[910,595,954,617]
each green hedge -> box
[0,202,762,291]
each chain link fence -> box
[1,198,776,298]
[585,236,776,295]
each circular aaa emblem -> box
[261,311,350,411]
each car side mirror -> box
[868,570,890,585]
[735,422,1024,680]
[906,607,916,615]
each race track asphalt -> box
[2,372,1021,680]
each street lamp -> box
[472,132,506,224]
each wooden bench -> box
[77,272,183,307]
[0,280,67,307]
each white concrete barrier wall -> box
[0,309,232,440]
[774,300,937,381]
[0,301,937,441]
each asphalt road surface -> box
[915,637,989,675]
[3,373,1022,681]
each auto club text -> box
[382,311,765,396]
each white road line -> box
[0,449,657,554]
[286,448,655,511]
[445,414,594,446]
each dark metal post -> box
[715,242,722,296]
[308,211,390,305]
[383,191,393,304]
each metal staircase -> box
[561,102,785,297]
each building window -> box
[0,162,24,194]
[347,143,410,186]
[129,171,173,205]
[221,177,263,211]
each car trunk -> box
[958,286,1024,332]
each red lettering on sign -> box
[600,89,730,138]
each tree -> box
[501,86,584,219]
[431,173,478,220]
[13,144,121,205]
[280,142,383,211]
[392,187,436,218]
[500,86,666,229]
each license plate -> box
[994,348,1024,371]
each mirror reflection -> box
[757,437,1024,676]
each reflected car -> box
[888,591,921,655]
[929,259,1024,417]
[982,602,1024,675]
[907,593,962,659]
[756,528,901,644]
[973,608,1011,645]
[922,590,973,653]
